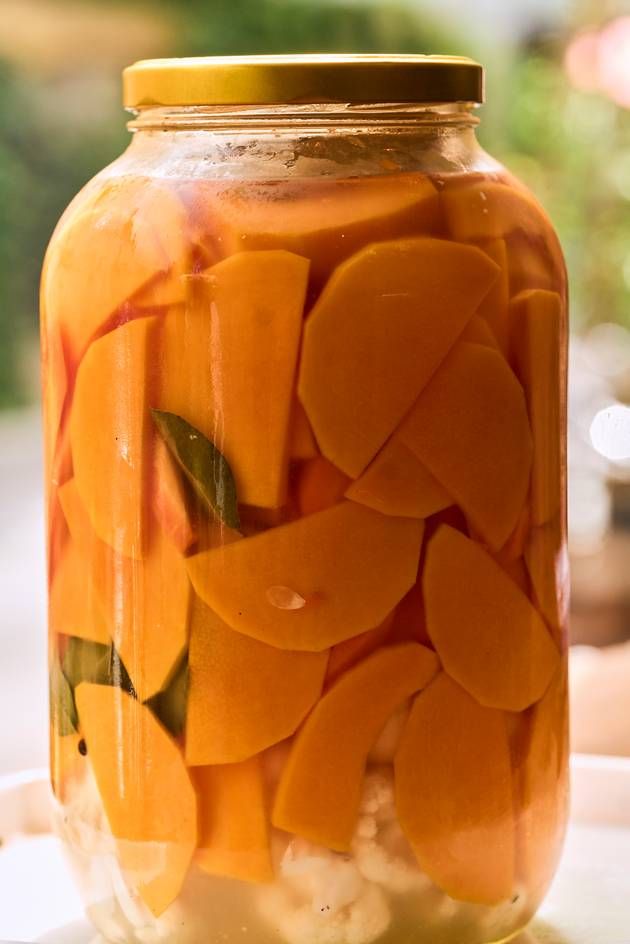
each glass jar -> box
[41,55,569,944]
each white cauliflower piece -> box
[258,838,391,944]
[352,768,430,895]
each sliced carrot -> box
[185,599,327,764]
[475,239,510,352]
[49,539,110,646]
[398,342,532,550]
[506,232,565,296]
[194,757,273,883]
[187,501,423,651]
[203,173,440,284]
[151,436,197,553]
[296,456,351,517]
[423,526,559,711]
[288,399,319,460]
[298,238,499,477]
[500,503,531,561]
[238,504,293,537]
[156,251,309,508]
[442,178,556,244]
[388,571,432,648]
[272,643,439,850]
[43,178,188,363]
[395,673,515,905]
[41,323,69,476]
[70,315,157,560]
[497,555,530,595]
[75,683,197,916]
[325,612,395,686]
[460,313,501,350]
[59,479,191,700]
[511,289,564,526]
[524,520,569,644]
[345,435,451,519]
[515,665,569,904]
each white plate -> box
[1,755,629,944]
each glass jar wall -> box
[41,56,569,944]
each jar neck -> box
[120,102,491,182]
[127,101,480,134]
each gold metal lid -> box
[123,54,484,108]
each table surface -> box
[1,756,629,944]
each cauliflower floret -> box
[352,769,430,895]
[259,878,390,944]
[258,837,391,944]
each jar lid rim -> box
[123,54,484,109]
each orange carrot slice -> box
[345,435,451,519]
[187,501,423,651]
[75,683,196,916]
[298,238,499,477]
[59,479,191,700]
[296,456,351,516]
[151,436,197,553]
[524,520,569,642]
[49,539,110,646]
[511,289,564,526]
[186,599,327,764]
[273,643,439,850]
[398,342,533,550]
[395,672,515,905]
[70,316,157,560]
[204,173,440,284]
[157,251,309,508]
[476,238,510,352]
[43,178,188,363]
[515,665,569,904]
[288,399,318,460]
[325,612,395,686]
[194,757,273,883]
[423,525,559,711]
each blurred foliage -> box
[481,30,630,335]
[0,0,457,406]
[1,0,629,406]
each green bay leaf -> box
[50,657,78,736]
[145,653,189,738]
[62,637,136,698]
[151,410,240,529]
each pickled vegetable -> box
[43,155,568,944]
[195,757,274,883]
[346,436,451,519]
[272,643,439,850]
[424,525,559,710]
[202,173,440,283]
[298,238,500,477]
[395,673,515,905]
[42,178,189,363]
[186,598,328,764]
[70,315,157,560]
[187,502,424,650]
[74,683,197,916]
[59,478,191,700]
[157,250,309,508]
[511,289,563,526]
[398,342,533,550]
